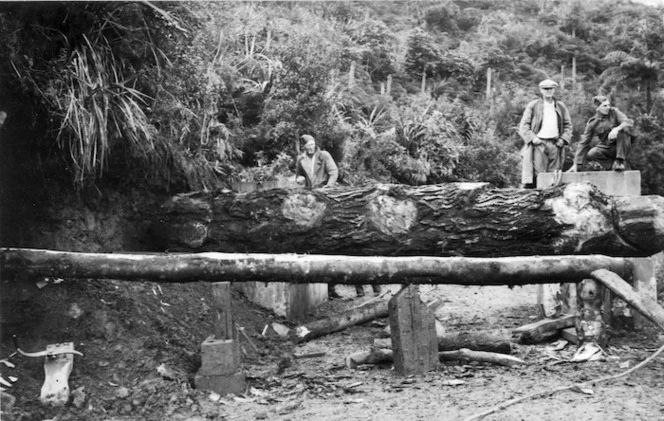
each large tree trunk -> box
[0,248,633,285]
[148,183,664,258]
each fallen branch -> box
[345,348,525,369]
[439,349,525,367]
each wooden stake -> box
[211,282,234,340]
[389,285,438,375]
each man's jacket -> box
[518,98,573,184]
[296,149,338,188]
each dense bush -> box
[1,0,663,194]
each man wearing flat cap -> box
[296,134,338,189]
[518,79,573,188]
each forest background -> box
[2,0,664,205]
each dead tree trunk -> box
[149,183,664,258]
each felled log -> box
[149,182,664,257]
[0,248,633,286]
[293,299,389,342]
[512,314,576,344]
[591,269,664,331]
[374,328,512,354]
[345,348,525,368]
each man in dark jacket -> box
[519,79,573,188]
[567,95,634,172]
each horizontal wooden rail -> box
[0,247,632,286]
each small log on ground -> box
[438,349,526,367]
[345,348,525,369]
[294,299,388,342]
[374,328,513,354]
[346,348,394,369]
[591,269,664,331]
[513,315,576,344]
[389,285,439,375]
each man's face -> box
[540,87,555,99]
[304,140,316,155]
[597,100,611,115]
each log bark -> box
[590,269,664,331]
[149,182,664,257]
[0,248,632,286]
[374,328,512,354]
[293,299,389,342]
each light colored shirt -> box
[537,101,559,139]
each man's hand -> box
[608,127,620,140]
[531,137,542,145]
[567,163,578,173]
[555,138,565,148]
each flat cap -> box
[539,79,559,88]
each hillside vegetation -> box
[1,0,663,198]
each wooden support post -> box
[627,255,660,329]
[591,269,664,331]
[41,342,75,406]
[576,279,606,346]
[388,285,438,375]
[195,282,245,395]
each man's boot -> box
[328,284,342,300]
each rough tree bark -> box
[148,183,664,258]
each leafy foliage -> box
[2,0,664,195]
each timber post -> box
[194,282,246,395]
[388,285,439,375]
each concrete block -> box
[240,282,327,321]
[194,372,246,396]
[199,336,241,376]
[537,170,641,196]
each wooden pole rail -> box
[0,247,632,286]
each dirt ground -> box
[2,278,664,421]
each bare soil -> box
[2,279,664,421]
